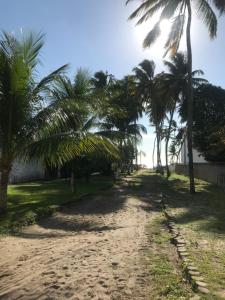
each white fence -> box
[172,163,225,187]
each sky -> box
[1,0,225,166]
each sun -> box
[160,19,171,34]
[134,18,172,58]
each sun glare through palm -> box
[135,18,172,57]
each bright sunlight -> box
[134,17,172,57]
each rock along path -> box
[0,173,158,300]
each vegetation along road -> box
[0,170,198,300]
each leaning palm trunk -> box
[186,0,195,193]
[165,104,176,178]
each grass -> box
[151,172,225,299]
[0,176,113,235]
[145,214,193,299]
[126,170,193,299]
[128,170,225,299]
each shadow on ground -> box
[145,172,225,235]
[14,170,224,239]
[15,172,163,239]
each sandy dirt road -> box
[0,176,159,300]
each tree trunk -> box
[152,136,156,169]
[186,0,195,193]
[0,168,10,214]
[156,125,161,172]
[165,104,176,178]
[134,119,138,169]
[70,171,75,193]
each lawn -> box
[145,214,193,299]
[157,172,225,299]
[0,176,113,235]
[127,170,225,299]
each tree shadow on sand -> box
[16,174,163,239]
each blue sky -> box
[1,0,225,166]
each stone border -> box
[157,199,211,297]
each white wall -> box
[180,138,207,164]
[9,159,45,183]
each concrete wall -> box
[9,159,45,184]
[173,163,225,187]
[180,138,206,164]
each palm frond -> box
[212,0,225,15]
[196,0,217,38]
[33,64,68,96]
[22,133,120,166]
[20,31,45,69]
[126,0,160,20]
[160,0,181,19]
[164,14,185,56]
[135,1,170,25]
[143,21,161,48]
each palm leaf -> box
[143,21,161,48]
[196,0,217,38]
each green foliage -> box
[190,84,225,162]
[0,31,121,213]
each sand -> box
[0,181,156,300]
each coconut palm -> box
[148,85,166,172]
[126,0,225,192]
[0,32,118,214]
[133,59,155,103]
[132,59,165,171]
[96,76,147,173]
[162,52,207,177]
[0,31,68,213]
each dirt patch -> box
[0,181,157,299]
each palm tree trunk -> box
[70,171,75,193]
[134,119,138,169]
[156,125,161,171]
[186,0,195,193]
[0,168,10,214]
[152,136,156,169]
[165,104,176,178]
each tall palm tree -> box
[96,76,147,173]
[133,59,165,171]
[162,52,206,177]
[133,59,155,104]
[0,33,118,213]
[126,0,225,193]
[148,82,166,172]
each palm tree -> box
[133,59,155,104]
[126,0,225,192]
[0,32,68,213]
[138,150,146,166]
[148,85,166,173]
[133,60,165,171]
[0,32,118,213]
[96,76,147,173]
[162,52,206,177]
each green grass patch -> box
[0,177,113,235]
[129,170,225,298]
[148,171,225,298]
[146,215,193,299]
